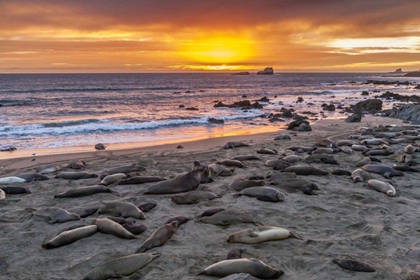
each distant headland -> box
[232,67,274,75]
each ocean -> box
[0,72,418,157]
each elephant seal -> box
[105,164,146,175]
[282,165,329,176]
[123,222,147,235]
[336,140,355,147]
[228,180,265,191]
[164,216,189,226]
[145,167,202,194]
[227,226,301,244]
[97,201,146,220]
[392,165,419,172]
[92,218,138,239]
[94,143,106,150]
[0,176,26,184]
[199,208,226,218]
[54,185,119,198]
[355,157,371,167]
[36,165,61,174]
[257,148,277,155]
[55,172,98,180]
[362,164,404,179]
[199,210,260,226]
[367,179,396,197]
[287,145,313,152]
[16,173,49,182]
[269,178,319,193]
[79,207,100,218]
[217,159,245,168]
[404,144,415,154]
[199,259,283,279]
[361,138,389,145]
[171,190,220,205]
[265,160,291,171]
[281,155,303,164]
[208,163,235,176]
[304,154,335,163]
[232,155,260,161]
[331,169,351,176]
[119,176,165,185]
[234,187,285,202]
[227,248,245,260]
[138,202,157,212]
[351,145,367,152]
[333,258,375,272]
[83,252,161,280]
[267,173,297,180]
[311,147,334,154]
[67,160,86,169]
[351,169,371,183]
[0,189,5,200]
[38,207,81,224]
[135,221,178,253]
[364,149,394,156]
[316,138,338,148]
[99,173,127,186]
[1,186,31,194]
[223,142,250,149]
[42,225,98,249]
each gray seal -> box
[16,173,49,182]
[227,226,301,244]
[83,252,161,280]
[97,201,146,220]
[223,142,250,149]
[1,186,31,194]
[105,164,146,175]
[135,221,178,253]
[55,172,98,180]
[234,187,285,202]
[198,258,283,279]
[171,190,220,205]
[91,218,138,239]
[119,176,165,185]
[198,210,260,226]
[351,168,371,183]
[54,185,119,198]
[37,207,81,224]
[216,159,245,168]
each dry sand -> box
[0,116,419,279]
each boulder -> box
[257,67,274,75]
[388,104,420,122]
[186,107,199,111]
[353,99,382,113]
[95,143,106,150]
[404,71,420,77]
[323,104,336,111]
[361,91,369,96]
[232,72,250,75]
[287,116,312,131]
[345,113,362,123]
[208,118,224,124]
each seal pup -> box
[164,216,189,226]
[362,164,404,179]
[99,173,127,186]
[282,165,329,176]
[42,225,98,249]
[311,147,335,154]
[138,202,157,213]
[361,138,389,145]
[105,164,146,175]
[67,160,86,169]
[91,218,138,239]
[37,207,81,224]
[351,145,367,152]
[171,190,220,205]
[0,176,26,184]
[36,165,61,174]
[83,252,161,280]
[0,186,31,194]
[217,159,245,168]
[55,171,98,180]
[351,169,371,183]
[228,180,265,191]
[54,185,119,198]
[208,163,235,176]
[97,201,146,220]
[333,258,375,272]
[392,165,419,172]
[16,173,49,182]
[119,176,165,185]
[198,258,283,279]
[0,189,5,200]
[336,140,355,147]
[79,207,100,218]
[367,179,396,197]
[234,187,285,202]
[227,248,245,260]
[198,210,260,226]
[145,166,202,194]
[135,221,178,253]
[223,142,250,149]
[227,226,302,244]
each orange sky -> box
[1,0,420,73]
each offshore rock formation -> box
[352,99,382,114]
[257,67,274,75]
[388,104,420,122]
[404,71,420,77]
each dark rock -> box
[179,105,185,108]
[377,91,420,102]
[94,143,106,150]
[274,135,291,140]
[208,118,224,124]
[361,91,369,96]
[404,71,420,77]
[257,67,274,75]
[242,95,247,98]
[0,145,17,151]
[296,97,304,103]
[287,116,312,131]
[214,100,263,109]
[353,99,382,113]
[415,85,420,89]
[256,96,270,102]
[323,104,336,111]
[176,145,184,149]
[388,104,420,122]
[186,107,199,111]
[345,113,361,123]
[232,71,250,75]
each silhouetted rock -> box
[388,104,420,122]
[287,116,312,131]
[376,91,420,102]
[95,143,106,150]
[345,113,362,123]
[0,145,17,152]
[213,100,263,109]
[323,104,336,111]
[186,107,199,111]
[256,96,270,102]
[257,67,274,75]
[353,99,382,113]
[361,91,369,96]
[296,97,304,103]
[415,85,420,89]
[208,118,224,124]
[404,71,420,77]
[232,71,250,75]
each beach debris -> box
[94,143,106,150]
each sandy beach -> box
[1,115,419,280]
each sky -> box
[1,0,420,73]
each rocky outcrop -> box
[345,113,362,123]
[366,80,412,85]
[352,99,382,113]
[376,91,420,102]
[214,100,263,109]
[415,85,420,89]
[404,71,420,77]
[208,118,224,124]
[0,145,17,151]
[388,104,420,122]
[257,67,274,75]
[322,104,335,111]
[232,72,250,75]
[287,116,312,132]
